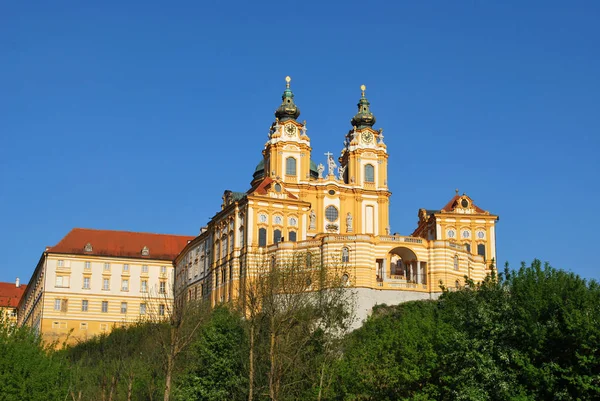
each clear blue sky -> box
[1,1,599,284]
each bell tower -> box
[338,85,391,235]
[260,76,314,185]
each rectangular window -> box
[52,321,67,329]
[159,281,166,294]
[364,164,375,183]
[123,264,129,272]
[160,266,167,274]
[121,279,129,292]
[120,302,127,314]
[84,261,91,270]
[104,263,110,271]
[81,300,88,312]
[159,304,165,316]
[142,265,149,273]
[55,275,70,288]
[258,228,267,247]
[54,299,61,311]
[101,301,108,313]
[83,277,90,289]
[141,280,148,293]
[140,303,146,315]
[103,278,110,290]
[57,260,64,267]
[285,157,297,175]
[80,322,88,330]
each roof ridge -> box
[69,227,193,238]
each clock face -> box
[259,214,267,223]
[285,124,297,136]
[289,217,298,226]
[361,131,373,144]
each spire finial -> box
[285,75,291,88]
[455,188,459,195]
[360,84,366,97]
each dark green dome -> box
[309,160,318,179]
[351,85,376,129]
[275,77,300,122]
[253,159,265,180]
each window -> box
[289,231,297,242]
[325,206,339,222]
[454,254,459,270]
[55,275,70,288]
[477,244,486,259]
[159,304,165,316]
[123,264,129,272]
[258,228,267,247]
[54,299,62,311]
[286,157,297,175]
[159,281,166,294]
[364,164,374,183]
[465,243,471,253]
[120,302,127,314]
[104,263,110,271]
[121,279,129,291]
[222,237,228,257]
[229,233,234,252]
[306,253,312,268]
[83,277,90,289]
[140,303,146,315]
[160,266,167,274]
[52,321,67,329]
[141,280,148,293]
[81,300,88,312]
[142,265,149,273]
[57,260,64,267]
[101,301,108,313]
[80,322,88,330]
[84,261,91,270]
[273,229,282,243]
[103,278,110,290]
[341,247,350,263]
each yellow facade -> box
[18,229,191,345]
[174,78,499,324]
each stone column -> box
[417,261,422,284]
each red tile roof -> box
[0,282,26,308]
[48,228,194,261]
[441,195,486,213]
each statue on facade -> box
[325,152,336,176]
[317,163,325,179]
[378,128,384,144]
[338,164,345,181]
[352,125,358,141]
[309,210,316,230]
[301,120,308,136]
[271,118,281,137]
[346,212,353,232]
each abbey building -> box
[174,77,499,323]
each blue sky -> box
[1,1,599,284]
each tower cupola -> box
[351,84,376,129]
[275,76,301,122]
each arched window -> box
[364,164,375,183]
[341,247,350,263]
[273,229,282,243]
[477,244,486,260]
[288,231,297,242]
[239,226,245,247]
[465,243,471,253]
[286,157,297,176]
[454,254,459,270]
[258,228,267,247]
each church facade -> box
[174,77,498,323]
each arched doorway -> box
[386,247,427,284]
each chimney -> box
[16,277,20,288]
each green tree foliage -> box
[335,260,600,400]
[175,306,247,401]
[0,317,68,401]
